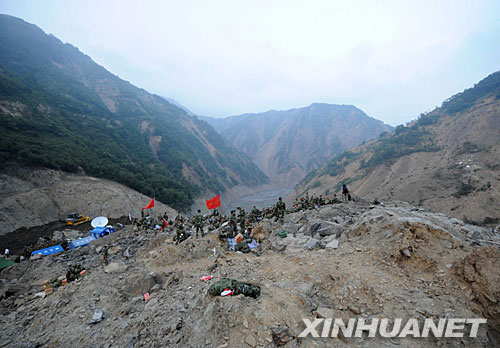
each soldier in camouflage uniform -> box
[229,210,238,233]
[192,209,204,238]
[250,206,261,223]
[174,216,189,244]
[319,194,325,206]
[274,197,286,223]
[237,206,246,230]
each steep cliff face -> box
[202,103,392,187]
[293,72,500,225]
[0,15,267,210]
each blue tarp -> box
[248,239,259,250]
[90,226,115,239]
[227,238,237,251]
[31,245,64,257]
[69,236,96,250]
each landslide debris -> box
[1,201,499,347]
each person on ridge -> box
[342,184,349,203]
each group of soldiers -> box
[133,212,170,231]
[133,191,347,246]
[154,196,288,245]
[290,191,343,212]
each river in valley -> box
[222,187,291,214]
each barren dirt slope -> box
[292,92,500,226]
[0,165,177,235]
[1,202,499,347]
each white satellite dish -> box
[91,216,108,228]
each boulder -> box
[104,262,128,274]
[271,234,311,253]
[318,227,334,237]
[306,238,323,250]
[121,273,157,296]
[306,223,322,238]
[325,239,339,249]
[51,231,64,242]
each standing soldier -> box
[229,210,238,233]
[237,206,246,230]
[275,197,286,223]
[342,184,349,203]
[193,209,204,238]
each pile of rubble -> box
[1,201,499,347]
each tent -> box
[31,245,64,257]
[90,226,115,239]
[69,236,96,250]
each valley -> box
[0,11,499,348]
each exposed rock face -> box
[202,103,392,187]
[1,201,499,347]
[0,165,177,235]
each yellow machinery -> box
[66,212,90,226]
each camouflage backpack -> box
[208,278,261,298]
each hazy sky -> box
[1,1,499,125]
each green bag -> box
[208,278,239,296]
[234,281,261,298]
[278,230,287,238]
[235,241,250,253]
[208,278,261,298]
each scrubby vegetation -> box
[441,71,500,114]
[456,141,488,155]
[334,174,365,192]
[453,179,475,198]
[0,15,267,210]
[360,125,440,169]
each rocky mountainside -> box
[1,200,499,347]
[0,164,177,235]
[201,104,392,187]
[293,71,500,226]
[0,15,267,210]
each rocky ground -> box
[1,201,500,347]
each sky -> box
[1,0,499,126]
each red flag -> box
[206,195,221,209]
[163,218,168,229]
[142,197,155,210]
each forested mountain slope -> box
[0,15,267,210]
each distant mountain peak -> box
[203,103,392,187]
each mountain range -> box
[0,14,267,210]
[201,104,392,187]
[293,71,500,225]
